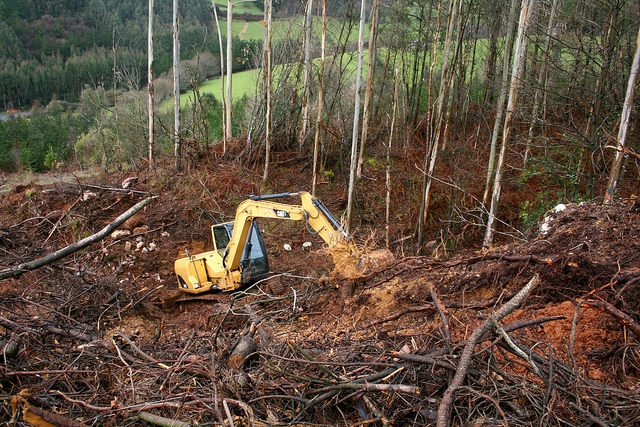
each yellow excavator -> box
[175,191,362,294]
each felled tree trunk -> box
[228,323,258,369]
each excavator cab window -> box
[212,220,269,285]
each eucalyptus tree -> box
[148,0,154,170]
[173,0,181,172]
[483,0,536,249]
[523,0,559,166]
[212,1,227,153]
[356,0,379,179]
[346,0,367,233]
[299,0,314,150]
[262,0,273,186]
[604,23,640,204]
[482,0,519,208]
[417,0,462,252]
[225,0,234,142]
[311,0,327,196]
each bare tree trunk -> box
[262,0,273,186]
[356,0,379,179]
[345,0,367,233]
[483,0,535,249]
[524,0,559,166]
[581,8,617,199]
[415,0,443,251]
[311,0,327,196]
[299,0,314,150]
[225,0,233,142]
[482,1,503,108]
[417,0,459,252]
[173,0,181,173]
[482,0,519,207]
[112,28,119,164]
[212,1,227,154]
[386,68,398,250]
[148,0,154,170]
[604,24,640,204]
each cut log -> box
[228,334,257,369]
[228,324,258,369]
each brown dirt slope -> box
[0,167,638,426]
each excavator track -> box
[163,290,231,306]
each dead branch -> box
[0,196,157,279]
[137,411,191,427]
[360,304,435,328]
[22,403,88,427]
[436,274,540,427]
[391,351,456,371]
[223,398,255,426]
[312,381,421,395]
[583,300,640,338]
[492,318,541,376]
[605,144,640,161]
[429,283,452,350]
[113,331,169,369]
[459,386,510,427]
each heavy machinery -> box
[174,191,355,294]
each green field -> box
[216,15,370,42]
[160,68,260,112]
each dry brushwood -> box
[2,184,640,426]
[436,274,540,427]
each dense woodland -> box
[1,0,640,251]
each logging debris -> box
[0,177,639,426]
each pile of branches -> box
[1,267,639,427]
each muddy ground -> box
[0,161,638,426]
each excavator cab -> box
[212,220,269,285]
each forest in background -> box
[1,0,640,252]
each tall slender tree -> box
[524,0,559,166]
[482,0,519,207]
[417,0,460,251]
[173,0,181,172]
[225,0,233,142]
[386,68,399,249]
[346,0,367,232]
[604,23,640,204]
[299,0,314,150]
[147,0,154,170]
[483,0,535,249]
[356,0,379,179]
[311,0,327,196]
[262,0,273,186]
[212,1,227,154]
[414,0,442,251]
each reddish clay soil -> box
[0,161,638,426]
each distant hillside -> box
[0,0,223,109]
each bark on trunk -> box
[148,0,154,170]
[311,0,327,196]
[483,0,535,249]
[604,24,640,204]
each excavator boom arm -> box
[225,192,348,271]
